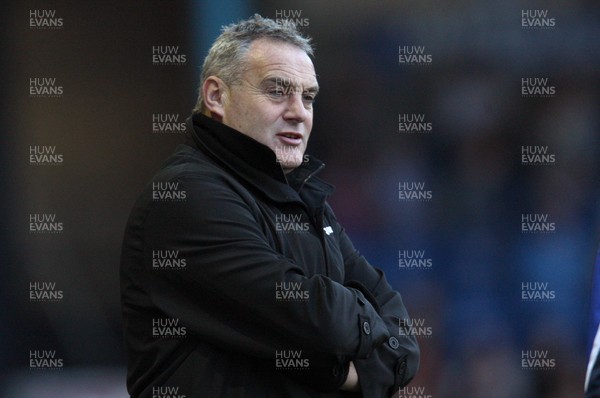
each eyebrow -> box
[262,76,319,94]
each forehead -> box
[242,38,317,86]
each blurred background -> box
[2,1,598,397]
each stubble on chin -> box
[274,145,305,171]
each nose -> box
[283,93,310,124]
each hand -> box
[340,361,360,392]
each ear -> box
[202,76,228,120]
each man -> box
[121,14,419,397]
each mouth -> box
[276,132,303,146]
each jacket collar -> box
[186,113,334,204]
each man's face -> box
[221,39,319,173]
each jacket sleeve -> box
[329,206,420,397]
[124,173,390,391]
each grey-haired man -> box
[121,14,419,398]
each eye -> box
[267,87,285,98]
[268,88,285,97]
[303,92,316,105]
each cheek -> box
[304,113,314,134]
[225,100,255,131]
[239,99,272,126]
[253,106,287,135]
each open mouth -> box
[276,132,302,145]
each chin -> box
[282,161,300,169]
[281,159,303,171]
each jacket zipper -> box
[298,162,325,192]
[295,162,330,276]
[313,210,331,277]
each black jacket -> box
[120,113,419,397]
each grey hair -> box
[192,14,314,114]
